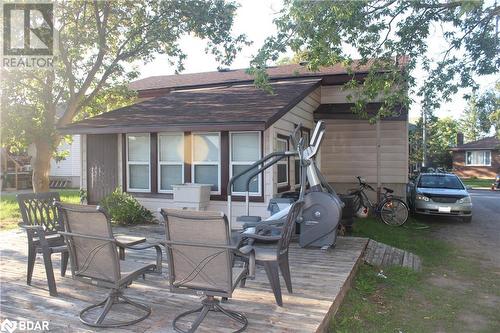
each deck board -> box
[0,225,367,333]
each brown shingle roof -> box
[129,61,380,91]
[451,136,500,150]
[59,78,320,134]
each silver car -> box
[407,173,472,223]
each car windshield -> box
[418,174,464,189]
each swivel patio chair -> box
[17,192,69,297]
[160,208,254,333]
[239,200,304,306]
[56,202,162,328]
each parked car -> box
[407,173,472,223]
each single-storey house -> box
[58,62,409,225]
[451,134,500,179]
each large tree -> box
[1,0,247,192]
[459,88,500,141]
[250,0,499,119]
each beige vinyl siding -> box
[269,87,320,194]
[321,119,408,198]
[320,85,385,104]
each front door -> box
[86,134,118,204]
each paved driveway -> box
[427,189,500,267]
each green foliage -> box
[251,0,499,120]
[459,86,500,141]
[410,116,459,169]
[99,188,154,225]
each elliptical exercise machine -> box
[227,121,343,249]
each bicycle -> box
[349,176,409,226]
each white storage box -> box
[172,183,211,210]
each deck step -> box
[363,239,422,271]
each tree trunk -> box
[31,139,52,193]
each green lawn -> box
[0,190,80,230]
[331,218,500,333]
[461,178,495,188]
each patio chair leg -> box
[41,249,58,296]
[61,251,69,277]
[27,245,36,285]
[239,277,246,288]
[263,261,282,306]
[95,295,114,325]
[80,290,151,328]
[279,255,293,293]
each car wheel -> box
[462,216,472,223]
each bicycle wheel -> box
[379,198,409,226]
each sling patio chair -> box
[160,208,255,333]
[17,192,69,297]
[56,202,162,328]
[239,200,304,306]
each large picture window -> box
[276,136,289,187]
[158,133,184,192]
[230,132,261,195]
[466,150,491,166]
[127,133,150,192]
[192,133,221,192]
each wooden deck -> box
[0,225,367,333]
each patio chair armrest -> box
[115,242,163,273]
[18,223,44,231]
[18,223,49,244]
[241,233,281,242]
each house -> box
[451,134,500,179]
[49,135,81,187]
[58,62,409,224]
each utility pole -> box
[422,109,427,168]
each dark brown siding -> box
[87,134,118,204]
[452,150,500,179]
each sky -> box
[136,0,499,122]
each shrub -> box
[99,188,154,225]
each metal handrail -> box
[227,151,296,229]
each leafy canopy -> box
[1,0,247,154]
[250,0,499,119]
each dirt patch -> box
[475,292,500,308]
[427,274,474,292]
[457,312,489,332]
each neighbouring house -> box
[451,133,500,179]
[49,135,81,188]
[58,62,409,225]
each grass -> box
[461,178,495,188]
[331,218,500,333]
[0,190,80,230]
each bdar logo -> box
[3,3,53,56]
[0,319,17,333]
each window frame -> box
[126,133,151,193]
[229,131,262,196]
[465,150,492,166]
[191,132,221,194]
[276,135,289,188]
[157,132,185,193]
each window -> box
[192,133,220,192]
[276,137,289,186]
[230,132,261,195]
[295,129,310,186]
[158,133,184,192]
[127,133,150,192]
[466,150,491,166]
